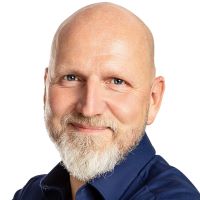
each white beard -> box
[55,128,145,182]
[57,133,122,181]
[45,112,146,182]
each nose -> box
[76,78,106,117]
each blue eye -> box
[64,74,77,81]
[112,78,125,85]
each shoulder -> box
[13,175,45,200]
[125,155,200,200]
[143,155,200,199]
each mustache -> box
[61,113,119,133]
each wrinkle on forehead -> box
[49,2,155,81]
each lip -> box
[70,122,107,133]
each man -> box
[13,2,200,200]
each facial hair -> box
[45,112,146,182]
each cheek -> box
[107,92,148,126]
[48,86,77,117]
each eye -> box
[63,74,78,81]
[105,77,131,92]
[58,74,82,87]
[111,78,125,85]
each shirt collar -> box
[89,133,155,200]
[40,162,71,197]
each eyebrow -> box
[55,65,88,78]
[54,63,135,81]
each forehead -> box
[50,20,153,83]
[54,39,142,77]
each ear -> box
[43,68,48,106]
[147,76,165,125]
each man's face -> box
[44,24,154,181]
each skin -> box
[44,2,165,199]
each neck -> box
[70,175,85,200]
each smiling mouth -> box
[70,122,108,133]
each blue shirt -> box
[13,134,200,199]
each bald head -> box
[49,2,155,82]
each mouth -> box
[69,122,108,134]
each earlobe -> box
[147,76,165,125]
[43,68,48,106]
[44,68,48,82]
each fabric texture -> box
[13,134,200,200]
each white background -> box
[0,0,200,199]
